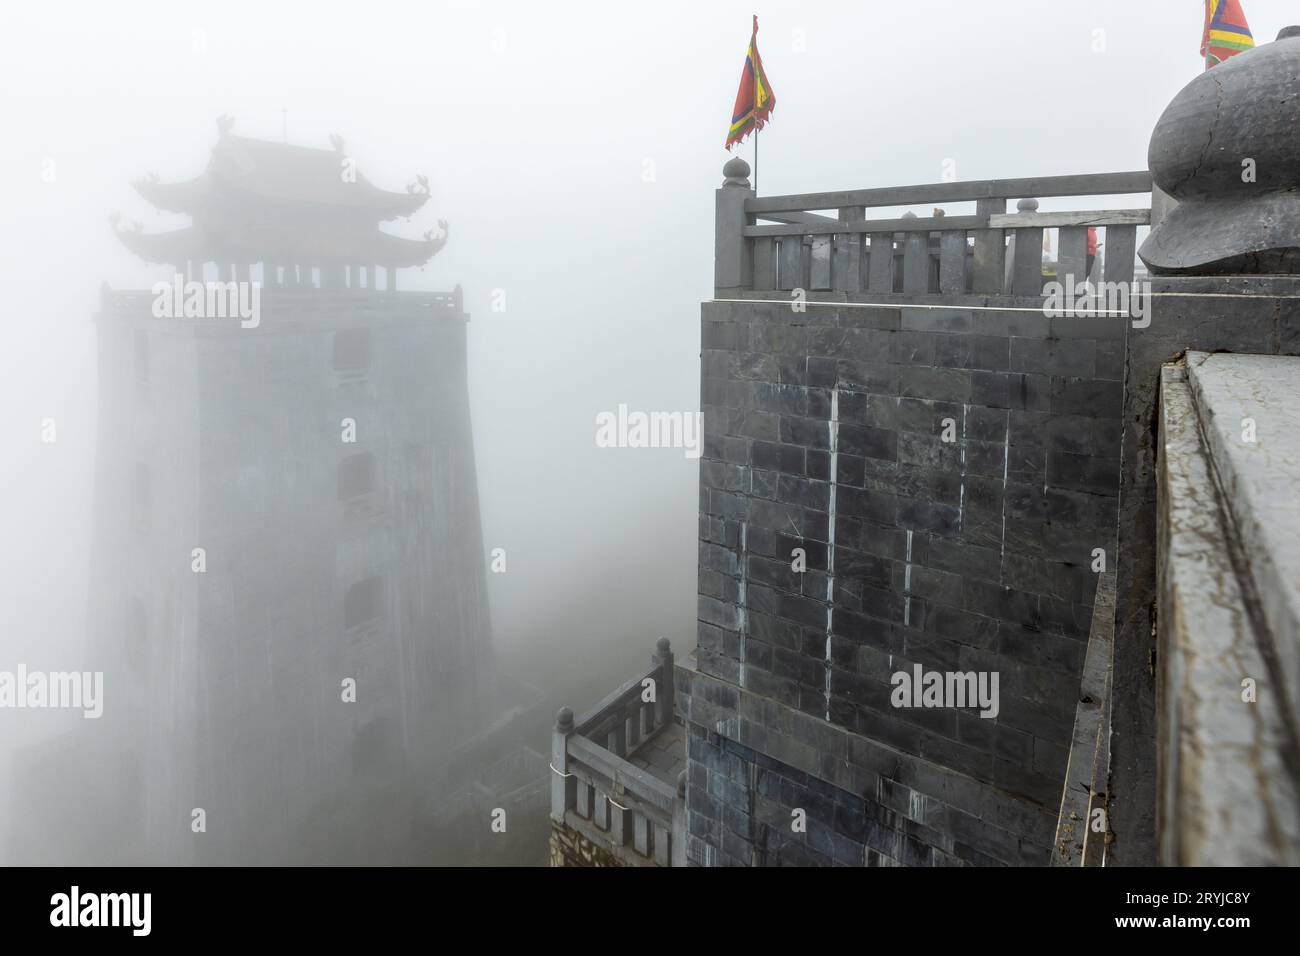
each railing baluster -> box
[808,235,829,290]
[973,197,1008,293]
[611,705,627,757]
[609,780,630,846]
[777,236,801,291]
[672,771,687,868]
[835,206,865,293]
[653,823,671,866]
[867,233,894,293]
[939,230,967,294]
[902,213,929,293]
[627,703,642,750]
[1104,225,1137,285]
[753,236,776,291]
[1009,198,1045,296]
[1058,225,1089,289]
[633,812,651,857]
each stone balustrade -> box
[549,638,687,867]
[716,164,1152,298]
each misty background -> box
[0,0,1292,862]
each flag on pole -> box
[1201,0,1255,68]
[725,16,775,150]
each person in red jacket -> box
[1086,227,1100,280]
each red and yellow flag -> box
[725,16,775,150]
[1201,0,1255,68]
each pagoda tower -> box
[86,118,495,864]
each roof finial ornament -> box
[108,211,142,235]
[216,114,235,138]
[329,133,346,153]
[422,219,449,247]
[406,174,430,196]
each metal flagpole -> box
[1204,0,1215,70]
[754,126,759,195]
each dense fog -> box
[0,0,1289,865]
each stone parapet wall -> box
[682,667,1056,866]
[692,293,1125,862]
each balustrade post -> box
[834,206,864,293]
[715,158,754,292]
[609,773,631,847]
[973,197,1008,293]
[671,770,687,867]
[1010,198,1045,295]
[652,637,674,731]
[550,706,576,825]
[901,211,929,293]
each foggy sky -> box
[1,0,1294,851]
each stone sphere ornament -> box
[1140,28,1300,275]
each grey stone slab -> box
[1155,365,1300,864]
[1185,351,1300,739]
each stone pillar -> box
[900,211,928,293]
[550,707,575,825]
[973,197,1007,293]
[1009,198,1043,295]
[652,637,674,730]
[715,157,754,293]
[834,206,865,293]
[1112,26,1300,866]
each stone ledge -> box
[1185,351,1300,736]
[1155,362,1300,865]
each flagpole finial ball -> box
[722,156,751,187]
[1279,26,1300,40]
[1017,198,1039,213]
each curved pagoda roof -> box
[115,118,448,268]
[113,219,449,269]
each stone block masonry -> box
[1111,276,1300,864]
[689,293,1124,865]
[549,823,626,867]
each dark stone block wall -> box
[1110,275,1300,865]
[686,724,980,866]
[688,294,1126,865]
